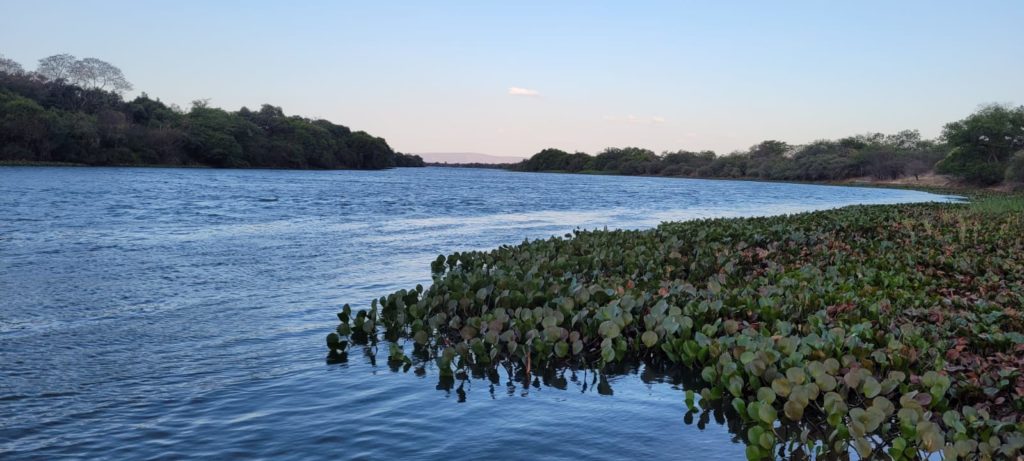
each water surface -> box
[0,167,956,459]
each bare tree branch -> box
[37,53,77,81]
[0,53,25,75]
[37,54,133,94]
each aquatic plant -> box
[328,196,1024,460]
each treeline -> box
[515,105,1024,186]
[0,53,423,169]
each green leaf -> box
[863,407,885,432]
[785,367,806,385]
[641,330,659,348]
[917,421,945,453]
[728,375,744,397]
[758,402,777,424]
[554,340,569,358]
[747,425,764,445]
[783,400,804,421]
[862,376,881,398]
[601,345,616,362]
[807,361,826,380]
[853,437,872,458]
[772,377,792,398]
[701,366,717,383]
[746,400,763,421]
[891,437,907,456]
[731,397,747,418]
[599,320,621,339]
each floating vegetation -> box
[328,196,1024,460]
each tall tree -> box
[36,53,78,81]
[937,104,1024,184]
[69,57,133,93]
[37,54,133,94]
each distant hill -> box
[416,152,525,164]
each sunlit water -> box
[0,167,957,460]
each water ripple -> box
[0,166,956,459]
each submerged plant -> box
[328,196,1024,460]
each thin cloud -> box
[508,87,540,97]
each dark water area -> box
[0,167,957,460]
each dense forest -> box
[515,105,1024,186]
[0,53,423,169]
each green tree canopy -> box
[0,53,423,169]
[937,104,1024,184]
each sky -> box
[2,1,1022,157]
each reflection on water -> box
[334,328,853,461]
[0,166,955,459]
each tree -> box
[0,92,52,159]
[860,145,905,180]
[184,106,250,167]
[936,104,1024,185]
[345,131,396,169]
[394,152,425,167]
[0,54,24,75]
[885,129,923,150]
[592,147,657,172]
[749,140,790,158]
[660,150,715,176]
[69,58,133,93]
[36,54,78,81]
[904,158,933,181]
[37,54,133,93]
[126,94,182,127]
[521,148,571,171]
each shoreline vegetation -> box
[438,104,1024,191]
[328,193,1024,460]
[0,53,424,170]
[0,159,409,171]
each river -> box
[0,166,957,459]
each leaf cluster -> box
[330,197,1024,459]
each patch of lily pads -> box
[328,196,1024,460]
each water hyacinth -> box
[328,197,1024,460]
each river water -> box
[0,166,956,459]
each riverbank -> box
[477,164,1020,194]
[330,194,1024,459]
[0,160,425,171]
[839,172,1023,193]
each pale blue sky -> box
[2,1,1021,156]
